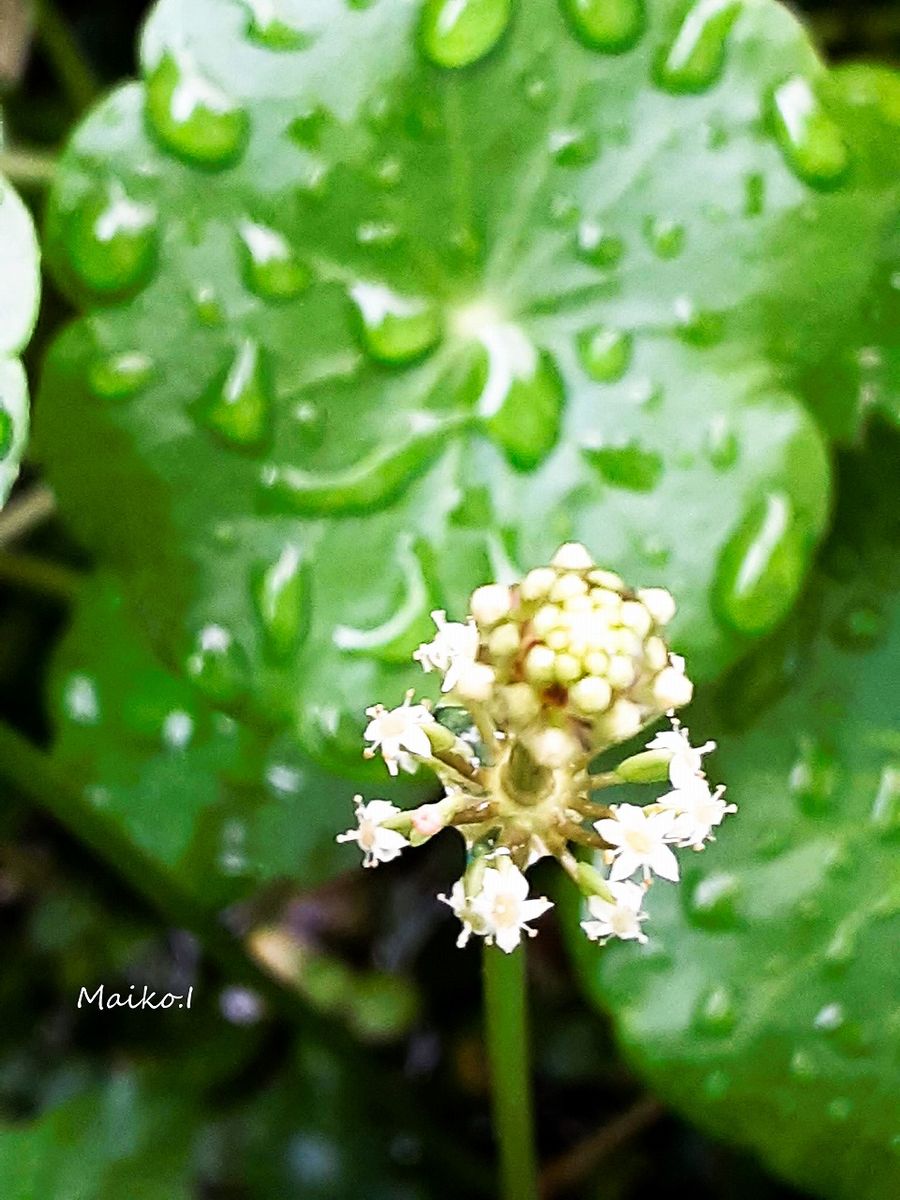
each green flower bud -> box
[615,748,672,784]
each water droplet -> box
[813,1003,872,1058]
[703,1069,730,1099]
[713,491,806,635]
[419,0,512,69]
[0,409,12,459]
[219,817,249,876]
[561,0,645,53]
[199,339,272,448]
[830,600,886,651]
[704,413,739,469]
[744,171,765,216]
[62,673,101,726]
[685,871,742,929]
[146,52,249,168]
[287,105,329,149]
[65,182,157,298]
[575,221,624,267]
[789,738,837,816]
[637,534,670,566]
[823,926,857,974]
[88,351,155,399]
[674,296,724,345]
[549,127,600,167]
[577,326,632,381]
[238,220,311,301]
[466,320,563,470]
[185,624,250,705]
[693,984,737,1035]
[522,72,553,109]
[789,1048,818,1079]
[192,284,225,326]
[333,537,435,663]
[770,76,849,188]
[871,765,900,833]
[356,219,401,248]
[654,0,741,93]
[350,282,441,364]
[550,193,580,227]
[373,156,403,188]
[243,0,314,50]
[827,1097,853,1122]
[645,216,685,259]
[582,439,662,491]
[252,544,310,660]
[162,709,195,750]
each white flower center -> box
[492,892,521,928]
[358,820,377,851]
[624,829,653,855]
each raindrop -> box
[871,765,900,833]
[550,193,580,227]
[674,296,724,345]
[350,282,441,364]
[419,0,512,69]
[654,0,742,93]
[162,709,195,750]
[713,491,805,635]
[827,1097,853,1122]
[582,439,662,491]
[685,870,741,929]
[219,817,248,876]
[373,156,403,188]
[0,409,13,458]
[356,219,401,248]
[192,284,224,326]
[199,339,272,448]
[333,537,435,663]
[287,105,329,149]
[789,1048,817,1079]
[549,127,600,167]
[243,0,314,50]
[789,738,837,816]
[644,216,685,258]
[693,984,737,1036]
[146,52,249,168]
[561,0,645,54]
[62,673,100,726]
[830,600,886,651]
[575,221,624,267]
[637,535,670,566]
[185,624,250,705]
[823,926,856,974]
[238,220,311,301]
[704,413,739,469]
[65,182,157,298]
[744,171,765,216]
[577,325,632,381]
[703,1069,730,1100]
[522,72,553,109]
[252,543,310,660]
[770,75,849,188]
[88,351,155,399]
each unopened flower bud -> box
[569,675,612,715]
[653,666,693,709]
[638,587,676,626]
[410,803,447,839]
[455,662,496,702]
[554,653,582,685]
[584,650,609,676]
[552,542,594,570]
[532,603,562,637]
[607,654,636,690]
[644,636,668,671]
[488,622,521,658]
[575,861,615,902]
[615,748,673,784]
[597,699,642,744]
[550,573,588,602]
[425,721,457,753]
[501,682,542,726]
[620,600,652,638]
[587,567,624,590]
[470,584,512,627]
[530,727,579,768]
[525,644,556,684]
[520,567,557,601]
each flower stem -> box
[32,0,99,113]
[482,942,540,1200]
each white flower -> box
[653,655,694,709]
[658,778,736,848]
[581,880,649,944]
[364,694,433,775]
[336,796,409,867]
[439,878,487,948]
[469,858,554,953]
[595,803,680,883]
[646,719,716,789]
[413,610,480,693]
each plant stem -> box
[483,942,540,1200]
[0,484,57,546]
[32,0,99,114]
[0,551,81,601]
[0,146,58,188]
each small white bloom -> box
[646,719,716,789]
[454,661,496,702]
[336,796,410,867]
[595,803,680,883]
[439,878,487,947]
[658,778,736,848]
[470,583,512,627]
[364,694,433,775]
[581,880,649,944]
[637,587,676,626]
[413,610,480,693]
[653,656,694,709]
[469,858,554,953]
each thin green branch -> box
[0,484,57,546]
[0,146,58,189]
[483,942,540,1200]
[0,551,82,601]
[32,0,99,114]
[540,1095,664,1199]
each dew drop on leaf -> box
[644,216,685,259]
[581,438,662,491]
[0,409,13,459]
[575,221,624,267]
[693,983,737,1035]
[770,75,849,188]
[549,127,600,167]
[713,490,806,634]
[243,0,315,50]
[674,297,724,345]
[65,182,157,298]
[349,282,441,364]
[61,672,101,726]
[332,536,435,663]
[789,1048,818,1079]
[654,0,742,94]
[789,738,837,816]
[870,765,900,834]
[252,543,310,660]
[185,624,250,705]
[829,600,886,651]
[561,0,645,54]
[199,338,272,448]
[704,413,739,469]
[192,284,225,326]
[576,325,632,381]
[238,220,311,301]
[419,0,512,70]
[744,170,765,216]
[146,52,249,168]
[685,870,742,929]
[88,351,155,399]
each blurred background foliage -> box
[0,2,897,1198]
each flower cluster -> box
[337,544,732,953]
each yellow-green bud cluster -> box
[465,543,690,761]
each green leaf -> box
[0,121,41,506]
[37,0,895,773]
[569,434,900,1200]
[48,575,365,907]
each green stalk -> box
[483,942,540,1200]
[0,147,58,189]
[32,0,99,114]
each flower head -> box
[658,778,736,848]
[581,880,649,944]
[414,610,480,693]
[438,878,487,948]
[336,796,410,867]
[468,857,554,953]
[364,692,433,775]
[646,718,716,789]
[595,803,680,883]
